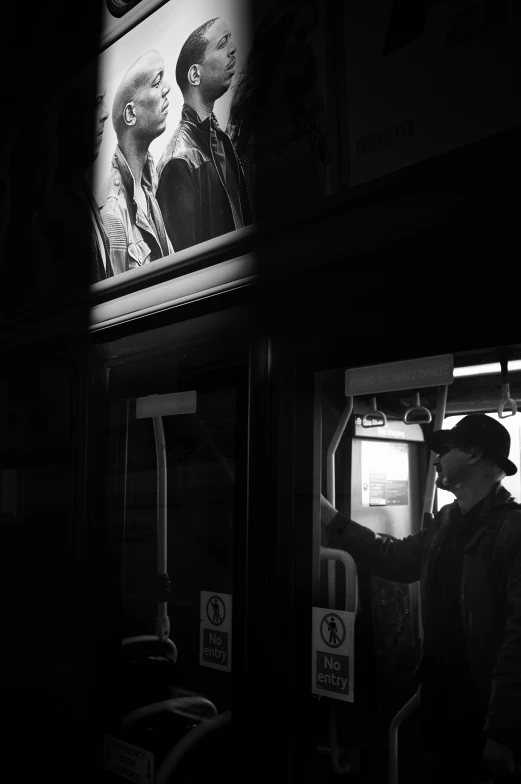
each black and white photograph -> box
[1,1,521,783]
[89,0,340,280]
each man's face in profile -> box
[133,52,171,141]
[199,18,237,101]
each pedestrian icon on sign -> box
[319,612,346,649]
[206,595,226,626]
[326,617,340,645]
[211,599,222,624]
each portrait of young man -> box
[99,50,173,276]
[156,17,251,253]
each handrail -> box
[362,396,387,428]
[388,386,448,784]
[422,385,449,522]
[153,417,170,641]
[321,549,358,775]
[404,392,432,425]
[325,396,355,614]
[326,397,353,506]
[120,696,218,732]
[388,687,421,784]
[324,396,356,776]
[498,355,518,419]
[320,548,358,616]
[155,710,231,784]
[418,385,448,646]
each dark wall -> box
[0,0,103,322]
[0,5,104,783]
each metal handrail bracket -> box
[320,548,358,616]
[388,687,421,784]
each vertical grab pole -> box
[389,388,447,784]
[326,397,354,506]
[422,385,448,523]
[417,385,448,645]
[153,417,170,641]
[326,397,354,604]
[325,396,354,776]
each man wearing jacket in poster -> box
[100,50,173,276]
[156,17,251,252]
[321,414,521,783]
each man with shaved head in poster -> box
[99,50,173,275]
[156,18,250,252]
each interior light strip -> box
[454,360,521,378]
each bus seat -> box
[122,636,177,663]
[155,710,232,784]
[120,695,218,733]
[115,636,205,716]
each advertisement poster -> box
[74,0,341,281]
[344,0,521,185]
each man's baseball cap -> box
[426,414,518,476]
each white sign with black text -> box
[312,607,355,703]
[200,590,232,672]
[104,735,154,783]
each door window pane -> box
[103,341,246,779]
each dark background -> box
[0,2,520,783]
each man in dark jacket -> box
[156,17,250,252]
[321,414,521,783]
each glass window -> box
[311,346,521,782]
[102,338,247,778]
[0,357,75,782]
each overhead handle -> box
[404,392,432,424]
[362,396,387,428]
[498,355,517,419]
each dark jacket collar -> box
[181,103,222,133]
[466,482,513,519]
[461,482,516,552]
[447,483,512,521]
[434,484,515,555]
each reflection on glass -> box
[104,351,242,778]
[313,349,521,781]
[227,1,331,223]
[34,64,114,289]
[437,412,521,508]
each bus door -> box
[350,418,425,724]
[387,351,521,784]
[311,355,453,782]
[305,342,521,784]
[99,334,249,783]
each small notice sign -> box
[103,736,154,783]
[312,608,355,703]
[200,591,232,672]
[361,440,409,507]
[345,355,453,397]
